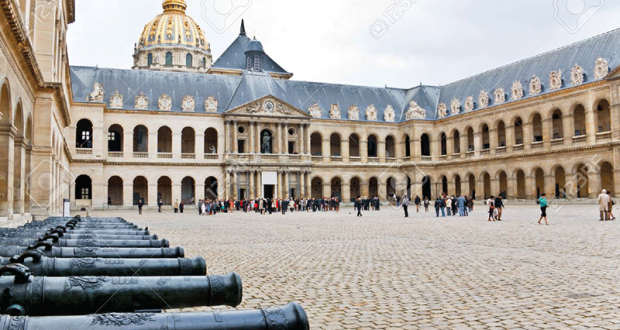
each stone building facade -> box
[1,0,620,221]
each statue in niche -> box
[261,131,272,154]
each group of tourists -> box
[191,197,343,215]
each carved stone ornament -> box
[86,82,104,102]
[348,105,359,120]
[437,103,448,118]
[329,104,341,119]
[571,64,584,86]
[109,90,123,109]
[134,93,149,110]
[549,69,562,91]
[384,104,395,122]
[450,98,460,115]
[529,75,542,95]
[308,103,322,118]
[365,104,378,121]
[478,90,489,109]
[406,101,426,120]
[91,313,156,327]
[594,56,609,79]
[494,88,505,104]
[204,96,218,112]
[181,95,195,111]
[244,99,292,116]
[464,96,474,112]
[158,94,172,111]
[511,80,524,100]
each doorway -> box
[264,185,275,199]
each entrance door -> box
[264,185,275,199]
[239,189,246,200]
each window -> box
[147,53,153,67]
[186,53,193,67]
[81,188,90,200]
[108,132,115,141]
[202,57,207,69]
[247,56,252,71]
[254,55,261,71]
[82,131,90,141]
[165,52,173,66]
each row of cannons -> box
[0,215,309,329]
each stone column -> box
[446,137,453,160]
[409,137,416,161]
[614,170,620,198]
[123,131,133,156]
[461,180,469,198]
[148,132,157,159]
[283,123,289,154]
[123,181,133,207]
[395,140,404,162]
[249,122,254,154]
[360,139,368,163]
[322,138,330,162]
[224,121,230,153]
[13,138,25,214]
[361,180,370,197]
[0,126,15,218]
[255,122,261,154]
[322,183,331,199]
[341,139,350,163]
[378,140,386,163]
[545,175,555,198]
[585,104,596,144]
[506,177,517,200]
[505,124,515,153]
[256,171,262,198]
[490,178,500,197]
[224,172,231,200]
[473,132,481,157]
[563,114,574,146]
[489,128,498,156]
[342,182,351,203]
[542,118,552,150]
[232,121,238,154]
[523,123,533,151]
[460,133,468,157]
[588,169,601,198]
[283,172,289,198]
[299,125,305,154]
[148,183,158,206]
[525,175,534,200]
[196,133,205,157]
[249,171,255,199]
[172,133,182,159]
[277,123,283,154]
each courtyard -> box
[89,204,620,329]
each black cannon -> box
[0,231,158,240]
[0,264,242,315]
[0,302,309,330]
[0,250,205,276]
[0,244,184,258]
[0,237,169,248]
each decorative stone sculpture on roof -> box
[348,105,359,120]
[450,99,460,115]
[437,103,448,118]
[109,91,123,109]
[366,104,378,121]
[158,94,172,111]
[494,88,505,104]
[511,81,523,100]
[478,90,489,109]
[329,104,341,119]
[406,101,426,120]
[181,95,195,111]
[594,56,609,79]
[135,93,149,110]
[571,64,584,86]
[529,75,541,95]
[308,103,322,118]
[384,104,395,122]
[204,96,218,113]
[549,70,562,91]
[464,96,474,112]
[86,83,104,102]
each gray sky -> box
[67,0,619,89]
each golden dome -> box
[137,0,209,52]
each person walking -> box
[179,201,184,213]
[608,191,616,220]
[158,198,163,213]
[494,195,504,221]
[138,199,143,215]
[458,195,466,216]
[598,189,611,221]
[402,195,409,218]
[487,195,496,222]
[538,193,548,225]
[354,197,363,217]
[414,195,421,212]
[173,200,179,213]
[424,197,430,212]
[434,196,441,217]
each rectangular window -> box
[108,132,115,141]
[81,188,90,200]
[82,131,90,141]
[254,55,260,71]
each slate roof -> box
[71,27,620,122]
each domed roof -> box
[245,38,264,53]
[137,0,210,53]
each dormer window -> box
[254,55,261,71]
[247,56,252,71]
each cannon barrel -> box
[0,237,169,248]
[0,227,153,236]
[0,232,158,240]
[0,244,184,258]
[0,265,242,316]
[0,251,205,276]
[0,302,309,330]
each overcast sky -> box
[67,0,619,89]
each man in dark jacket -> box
[414,195,421,212]
[494,195,504,221]
[354,197,363,217]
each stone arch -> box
[108,124,124,152]
[480,123,490,150]
[181,176,195,203]
[594,99,611,132]
[439,132,447,156]
[452,129,461,153]
[157,126,173,153]
[310,132,322,156]
[13,99,24,136]
[181,127,195,154]
[133,176,148,205]
[204,177,218,200]
[330,176,342,199]
[404,134,411,157]
[367,134,378,158]
[531,112,543,142]
[497,120,506,147]
[385,135,396,158]
[76,118,93,148]
[349,133,360,157]
[420,133,430,156]
[330,133,341,157]
[260,129,273,154]
[533,167,545,198]
[369,177,379,197]
[311,176,323,199]
[75,175,92,200]
[572,103,586,136]
[157,176,172,205]
[133,125,149,152]
[551,108,564,139]
[204,128,218,154]
[0,77,13,125]
[350,176,361,201]
[513,116,524,145]
[600,162,614,196]
[552,165,566,198]
[515,169,526,199]
[480,171,491,199]
[465,126,474,151]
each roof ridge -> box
[441,27,620,88]
[212,34,250,66]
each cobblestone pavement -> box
[90,204,620,329]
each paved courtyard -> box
[91,204,620,329]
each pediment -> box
[225,95,311,118]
